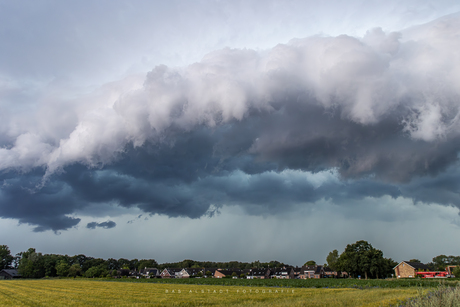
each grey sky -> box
[1,0,460,266]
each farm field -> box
[0,279,428,306]
[116,276,457,288]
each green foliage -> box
[85,266,103,278]
[137,259,158,271]
[326,250,339,271]
[157,259,283,270]
[452,266,460,278]
[106,258,119,271]
[117,258,130,270]
[0,245,13,270]
[68,264,82,277]
[18,248,46,278]
[109,276,453,289]
[304,260,316,266]
[55,260,70,277]
[336,240,393,279]
[431,255,460,271]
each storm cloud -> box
[86,221,116,230]
[2,12,460,232]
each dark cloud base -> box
[1,100,460,232]
[86,220,116,229]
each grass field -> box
[0,279,429,306]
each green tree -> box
[336,240,390,279]
[409,259,421,263]
[55,260,70,277]
[117,258,130,270]
[106,258,119,271]
[43,254,65,277]
[68,264,82,278]
[432,255,448,271]
[85,266,102,278]
[0,245,13,270]
[137,259,158,271]
[452,266,460,278]
[18,248,46,278]
[326,250,339,271]
[304,260,316,266]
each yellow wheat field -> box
[0,279,426,306]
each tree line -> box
[0,245,285,278]
[3,241,459,279]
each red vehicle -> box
[416,271,450,278]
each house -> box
[176,268,190,278]
[0,269,21,279]
[188,268,205,278]
[292,267,303,279]
[140,268,160,278]
[313,265,325,279]
[323,266,338,278]
[394,261,430,278]
[176,268,204,278]
[270,267,294,279]
[300,266,316,279]
[203,268,217,278]
[214,268,242,278]
[246,268,270,279]
[160,268,182,278]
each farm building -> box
[0,269,21,280]
[394,261,429,278]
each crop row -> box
[104,277,460,288]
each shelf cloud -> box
[1,12,460,233]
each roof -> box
[216,269,242,276]
[270,268,293,275]
[315,265,324,274]
[0,269,21,277]
[292,267,302,273]
[250,268,269,276]
[146,269,159,275]
[186,268,204,275]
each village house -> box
[313,265,325,278]
[203,268,217,278]
[292,267,302,279]
[140,268,160,278]
[323,266,338,278]
[246,268,270,279]
[270,267,294,279]
[300,266,316,279]
[213,268,242,278]
[160,268,182,278]
[394,261,430,278]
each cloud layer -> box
[2,13,460,231]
